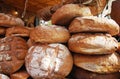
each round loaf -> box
[6,26,33,37]
[68,33,118,54]
[51,4,92,26]
[25,43,73,79]
[30,25,70,43]
[72,67,120,79]
[0,74,10,79]
[0,13,24,27]
[10,71,30,79]
[69,16,119,36]
[0,36,28,74]
[74,53,120,73]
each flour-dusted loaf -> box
[0,36,28,74]
[25,43,73,79]
[0,74,10,79]
[69,16,119,36]
[68,33,118,54]
[74,53,120,73]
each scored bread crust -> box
[0,36,28,74]
[68,33,118,54]
[25,43,73,79]
[74,53,120,74]
[69,16,119,36]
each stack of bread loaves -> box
[26,24,73,79]
[0,13,29,79]
[51,2,120,79]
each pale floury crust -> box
[68,33,118,55]
[25,43,73,79]
[69,16,119,36]
[0,74,10,79]
[74,53,120,74]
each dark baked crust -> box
[30,25,70,43]
[68,33,118,54]
[25,43,73,79]
[69,16,119,36]
[0,36,28,74]
[0,13,24,27]
[72,67,120,79]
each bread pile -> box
[27,25,73,79]
[51,2,120,79]
[0,1,120,79]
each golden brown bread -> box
[27,39,35,48]
[51,4,92,26]
[69,16,119,36]
[0,27,6,35]
[0,36,28,74]
[0,74,10,79]
[25,43,73,79]
[68,33,118,54]
[30,25,70,43]
[72,67,120,79]
[6,26,33,37]
[10,71,30,79]
[0,13,24,27]
[74,53,120,74]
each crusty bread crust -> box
[68,33,118,54]
[69,16,119,36]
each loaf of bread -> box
[0,13,24,27]
[68,33,118,54]
[30,25,70,43]
[10,71,30,79]
[25,43,73,79]
[51,4,92,26]
[6,26,33,37]
[0,36,28,74]
[72,66,120,79]
[0,74,10,79]
[74,53,120,73]
[69,16,119,36]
